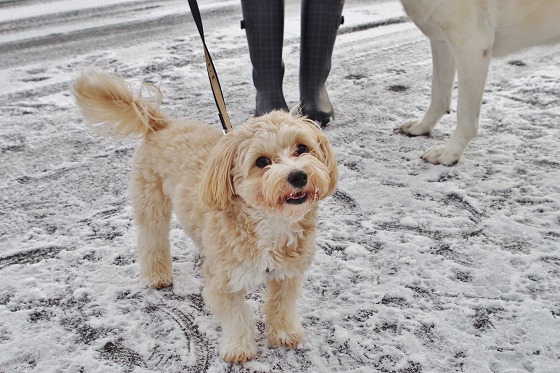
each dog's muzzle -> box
[286,171,309,205]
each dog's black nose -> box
[288,170,308,188]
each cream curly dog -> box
[73,70,338,363]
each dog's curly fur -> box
[72,70,338,363]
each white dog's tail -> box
[73,70,169,137]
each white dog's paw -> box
[220,337,257,363]
[398,119,432,136]
[421,144,462,166]
[268,327,304,348]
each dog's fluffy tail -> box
[73,70,169,137]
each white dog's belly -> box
[402,0,560,57]
[492,0,560,56]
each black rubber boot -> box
[241,0,289,116]
[300,0,344,126]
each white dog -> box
[398,0,560,165]
[72,71,338,363]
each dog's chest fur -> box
[226,212,311,293]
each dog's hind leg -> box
[202,283,257,363]
[264,275,305,348]
[399,39,456,136]
[421,38,492,165]
[130,169,173,288]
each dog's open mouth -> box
[285,191,309,205]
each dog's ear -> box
[302,117,339,196]
[200,134,238,210]
[317,130,339,197]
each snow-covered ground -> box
[1,0,559,372]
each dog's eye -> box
[255,156,272,169]
[296,144,309,155]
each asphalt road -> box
[0,0,396,68]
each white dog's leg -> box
[264,275,304,348]
[130,171,173,288]
[399,39,456,136]
[202,285,257,363]
[421,43,491,165]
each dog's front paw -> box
[141,272,173,289]
[220,338,257,363]
[268,327,304,348]
[421,144,461,166]
[398,119,431,136]
[139,257,174,289]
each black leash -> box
[187,0,233,133]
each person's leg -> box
[300,0,344,126]
[241,0,289,116]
